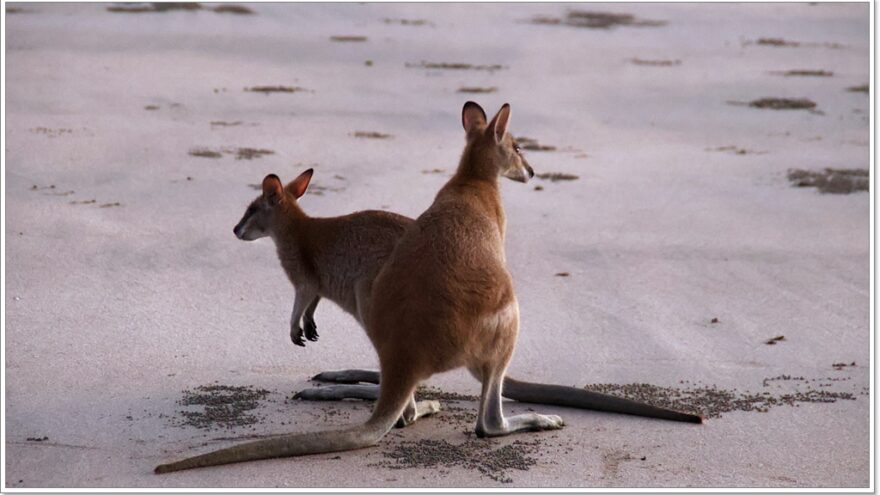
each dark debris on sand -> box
[383,18,432,26]
[330,35,368,42]
[172,384,271,430]
[787,168,868,194]
[750,38,844,49]
[535,172,579,182]
[189,148,223,159]
[245,85,308,94]
[532,10,666,29]
[373,438,542,483]
[212,4,253,15]
[706,145,766,155]
[189,147,274,160]
[458,86,498,94]
[406,61,505,72]
[516,136,557,152]
[107,2,200,13]
[107,3,253,14]
[748,98,817,110]
[772,69,833,77]
[584,379,857,419]
[415,386,478,402]
[234,148,274,160]
[631,58,681,67]
[353,131,393,139]
[755,37,800,47]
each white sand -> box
[3,2,870,488]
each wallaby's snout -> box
[233,202,266,241]
[233,218,254,241]
[506,157,534,183]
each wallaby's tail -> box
[155,370,417,474]
[502,377,703,424]
[154,426,382,474]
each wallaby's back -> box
[295,209,412,320]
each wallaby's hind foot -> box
[476,413,564,438]
[395,397,442,428]
[474,371,564,439]
[293,384,380,401]
[312,369,381,384]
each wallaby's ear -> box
[285,168,313,199]
[487,103,511,144]
[262,174,283,204]
[462,101,487,134]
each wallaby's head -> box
[233,169,313,241]
[461,101,534,183]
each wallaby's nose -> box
[233,225,243,239]
[525,164,535,179]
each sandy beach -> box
[3,2,871,488]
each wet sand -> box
[3,2,870,489]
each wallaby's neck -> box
[442,145,506,238]
[453,142,499,183]
[272,200,309,239]
[270,201,317,278]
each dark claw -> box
[291,327,306,347]
[304,319,319,341]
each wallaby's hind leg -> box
[312,369,381,384]
[474,370,564,438]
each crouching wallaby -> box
[155,102,698,474]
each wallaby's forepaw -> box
[303,317,319,342]
[290,326,306,347]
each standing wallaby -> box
[155,102,698,474]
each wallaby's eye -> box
[513,143,521,154]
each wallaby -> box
[231,168,410,348]
[155,102,699,474]
[230,168,698,424]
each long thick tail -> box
[502,377,703,424]
[155,369,417,474]
[155,425,381,474]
